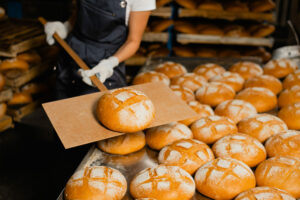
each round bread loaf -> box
[283,69,300,89]
[215,99,257,123]
[97,88,155,133]
[174,21,199,34]
[265,130,300,159]
[179,101,214,126]
[198,0,223,11]
[251,24,276,38]
[150,19,173,33]
[133,71,170,86]
[198,25,224,36]
[0,73,5,91]
[195,82,236,107]
[235,186,296,200]
[212,133,266,167]
[173,46,196,57]
[130,165,195,200]
[263,59,297,79]
[278,85,300,108]
[219,49,242,58]
[238,114,288,143]
[229,61,263,80]
[250,0,276,13]
[235,87,277,112]
[16,51,41,64]
[0,103,7,119]
[196,48,218,58]
[278,103,300,130]
[155,62,187,79]
[224,25,249,37]
[136,198,157,200]
[107,147,148,166]
[97,132,145,155]
[193,63,226,80]
[255,156,300,198]
[0,58,29,72]
[0,7,6,18]
[170,85,195,102]
[170,73,206,92]
[158,139,215,174]
[209,71,245,92]
[8,92,32,105]
[191,115,237,144]
[146,122,193,150]
[64,166,127,200]
[244,75,282,95]
[224,1,249,12]
[195,158,256,200]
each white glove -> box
[78,56,119,86]
[44,21,72,45]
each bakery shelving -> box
[142,32,169,43]
[0,115,14,132]
[151,6,172,18]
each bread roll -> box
[150,19,173,32]
[174,21,199,34]
[191,115,238,144]
[195,158,256,200]
[193,63,226,80]
[238,114,288,143]
[224,1,249,12]
[198,0,223,11]
[130,165,195,200]
[278,103,300,130]
[16,51,41,64]
[175,0,198,9]
[0,103,7,119]
[283,69,300,89]
[263,58,298,79]
[244,75,282,95]
[235,187,296,200]
[0,7,6,19]
[219,49,242,58]
[179,101,214,126]
[255,156,300,198]
[196,48,217,58]
[224,25,249,37]
[251,24,276,38]
[170,85,195,102]
[0,58,29,72]
[209,71,245,92]
[213,133,266,167]
[97,88,155,133]
[97,132,145,155]
[229,61,263,80]
[196,82,236,107]
[8,92,32,106]
[158,139,215,174]
[235,87,277,112]
[21,83,47,95]
[173,46,196,57]
[215,99,257,123]
[171,73,207,92]
[133,71,170,86]
[155,61,187,78]
[0,73,5,91]
[148,47,170,58]
[64,166,127,200]
[198,25,224,36]
[265,130,300,159]
[146,122,193,150]
[278,85,300,108]
[250,0,276,13]
[106,147,148,166]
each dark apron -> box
[55,0,128,100]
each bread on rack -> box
[235,87,277,113]
[250,24,276,38]
[219,49,242,58]
[0,58,29,72]
[283,70,300,89]
[8,92,33,106]
[0,7,6,19]
[209,71,245,92]
[158,139,215,174]
[193,63,226,80]
[133,71,170,86]
[250,0,276,13]
[173,46,196,57]
[175,0,198,10]
[170,85,195,102]
[21,82,47,95]
[174,21,199,34]
[130,165,195,200]
[0,73,5,91]
[278,102,300,130]
[198,25,224,36]
[16,51,41,65]
[244,75,282,95]
[263,58,298,79]
[255,156,300,198]
[195,82,236,107]
[195,158,256,200]
[146,122,193,150]
[156,0,172,8]
[235,187,296,200]
[171,73,207,92]
[97,132,146,155]
[179,101,214,126]
[0,103,7,119]
[197,0,223,11]
[224,25,250,37]
[97,88,155,133]
[150,19,174,33]
[155,61,187,78]
[147,47,170,58]
[229,61,263,80]
[243,47,272,63]
[191,115,238,144]
[238,114,288,143]
[265,130,300,159]
[224,0,249,12]
[64,166,127,200]
[278,85,300,108]
[212,133,266,167]
[196,47,218,58]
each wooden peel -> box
[38,17,107,92]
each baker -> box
[43,0,155,99]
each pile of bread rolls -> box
[64,58,300,200]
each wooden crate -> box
[0,18,46,57]
[0,115,14,132]
[178,9,276,22]
[7,100,41,122]
[151,7,172,18]
[0,88,13,102]
[142,32,169,43]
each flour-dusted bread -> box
[133,71,170,86]
[263,58,298,79]
[193,63,226,80]
[244,75,282,95]
[209,71,245,92]
[278,85,300,108]
[155,61,187,79]
[170,85,195,102]
[235,187,296,200]
[278,102,300,130]
[229,61,263,80]
[171,73,207,92]
[283,69,300,89]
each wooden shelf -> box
[178,9,276,22]
[177,34,274,47]
[142,32,169,43]
[151,7,172,18]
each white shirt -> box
[125,0,156,25]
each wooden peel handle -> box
[38,17,108,92]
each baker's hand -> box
[79,56,119,85]
[44,21,72,45]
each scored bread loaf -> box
[170,85,195,102]
[170,73,207,92]
[158,139,215,174]
[263,58,298,79]
[155,61,187,78]
[278,102,300,130]
[229,61,263,80]
[278,85,300,108]
[132,71,170,86]
[244,75,282,95]
[8,92,32,105]
[235,187,296,200]
[250,0,276,13]
[209,71,245,92]
[283,69,300,89]
[193,63,226,80]
[130,165,195,200]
